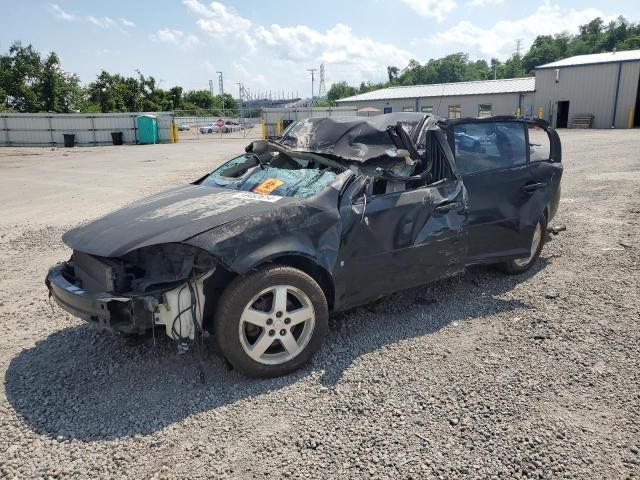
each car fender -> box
[185,197,342,279]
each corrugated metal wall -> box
[262,107,357,136]
[615,61,640,128]
[338,92,534,119]
[534,61,640,128]
[0,112,175,147]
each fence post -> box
[132,115,138,144]
[628,108,635,129]
[90,115,97,146]
[1,115,8,146]
[48,115,54,146]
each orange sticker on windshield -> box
[253,178,284,195]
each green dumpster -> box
[136,115,159,144]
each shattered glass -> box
[201,154,339,199]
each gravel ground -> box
[0,130,639,479]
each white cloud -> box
[88,16,116,28]
[254,23,413,84]
[120,18,136,28]
[233,61,267,88]
[401,0,457,22]
[152,28,201,48]
[185,2,415,90]
[467,0,503,6]
[49,3,78,21]
[429,0,616,59]
[184,0,254,49]
[48,3,134,30]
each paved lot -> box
[0,130,639,479]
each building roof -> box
[335,77,535,103]
[536,49,640,69]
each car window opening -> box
[368,130,453,196]
[452,121,528,175]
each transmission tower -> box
[209,79,214,98]
[318,64,327,99]
[515,39,523,56]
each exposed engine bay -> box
[59,244,218,340]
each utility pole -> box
[237,82,243,121]
[216,71,224,112]
[307,68,317,106]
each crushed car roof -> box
[274,113,427,163]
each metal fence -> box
[0,107,361,147]
[261,107,358,137]
[0,112,175,147]
[172,109,261,141]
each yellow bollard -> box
[169,122,179,143]
[628,108,635,129]
[275,120,281,136]
[516,107,521,117]
[537,107,543,120]
[261,120,267,139]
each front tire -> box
[499,216,546,275]
[214,265,328,378]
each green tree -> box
[620,34,640,50]
[213,93,238,114]
[387,66,400,82]
[327,81,357,101]
[37,52,83,112]
[522,35,562,73]
[502,54,527,78]
[87,71,128,112]
[0,41,42,112]
[183,89,215,109]
[168,86,183,109]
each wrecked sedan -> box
[46,113,563,378]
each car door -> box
[447,119,558,264]
[333,156,468,310]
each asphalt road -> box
[0,130,638,479]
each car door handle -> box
[434,202,462,213]
[521,182,547,193]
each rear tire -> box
[214,265,328,378]
[498,216,546,275]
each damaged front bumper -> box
[46,263,154,334]
[45,262,213,339]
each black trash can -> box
[111,131,124,145]
[63,134,75,148]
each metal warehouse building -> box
[534,50,640,129]
[336,77,536,119]
[336,49,640,129]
